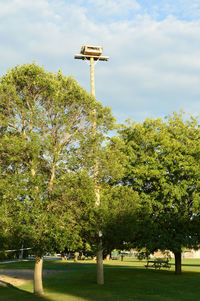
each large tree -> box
[0,63,114,294]
[118,113,200,274]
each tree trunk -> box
[106,254,110,261]
[61,252,66,261]
[174,252,182,275]
[97,239,104,285]
[34,257,44,295]
[19,244,23,259]
[74,252,79,262]
[49,163,56,194]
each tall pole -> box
[74,46,109,285]
[90,57,95,97]
[90,57,104,285]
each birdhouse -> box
[80,45,103,56]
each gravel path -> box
[0,269,62,287]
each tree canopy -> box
[0,63,114,294]
[118,113,200,273]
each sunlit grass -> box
[1,257,200,300]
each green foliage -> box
[100,185,140,254]
[51,170,96,253]
[119,113,200,254]
[0,63,114,257]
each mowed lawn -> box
[1,258,200,301]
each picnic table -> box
[145,259,171,270]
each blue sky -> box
[1,0,200,123]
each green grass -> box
[1,258,200,300]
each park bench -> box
[145,259,171,270]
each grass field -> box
[1,258,200,300]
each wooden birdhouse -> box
[80,45,103,56]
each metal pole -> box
[90,57,104,285]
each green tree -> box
[0,63,114,294]
[118,113,200,274]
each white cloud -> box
[91,16,200,121]
[0,0,51,18]
[0,0,200,122]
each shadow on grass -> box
[3,261,200,301]
[0,285,50,301]
[43,262,200,301]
